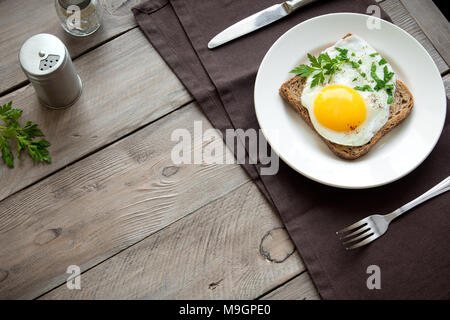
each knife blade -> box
[208,0,319,49]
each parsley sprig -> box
[290,48,353,88]
[290,47,367,88]
[0,101,51,168]
[290,50,396,104]
[370,63,395,103]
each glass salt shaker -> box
[55,0,102,37]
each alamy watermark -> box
[64,5,82,31]
[366,265,381,290]
[171,121,279,175]
[66,265,81,290]
[366,0,383,30]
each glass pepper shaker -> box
[55,0,102,37]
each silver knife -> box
[208,0,319,49]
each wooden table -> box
[0,0,448,300]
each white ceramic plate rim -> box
[255,13,446,189]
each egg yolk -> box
[313,85,367,132]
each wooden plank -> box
[400,0,450,66]
[0,0,145,95]
[380,0,449,74]
[40,181,305,300]
[260,272,320,300]
[0,103,251,299]
[0,28,191,202]
[444,74,450,99]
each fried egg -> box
[301,35,396,146]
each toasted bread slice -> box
[279,75,414,159]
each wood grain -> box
[259,227,296,263]
[260,272,320,300]
[400,0,450,66]
[0,28,191,202]
[0,0,145,95]
[40,181,305,300]
[0,103,250,299]
[444,74,450,99]
[380,0,449,74]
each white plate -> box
[255,13,446,189]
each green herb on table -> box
[0,101,51,168]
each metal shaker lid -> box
[57,0,91,10]
[19,33,66,77]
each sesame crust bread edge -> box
[278,76,414,160]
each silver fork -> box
[336,176,450,250]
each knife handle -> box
[283,0,318,14]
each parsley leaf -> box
[335,47,349,61]
[311,72,325,88]
[379,58,387,65]
[387,94,394,104]
[290,64,316,77]
[383,65,395,83]
[308,53,321,68]
[349,61,359,69]
[0,135,14,168]
[370,64,396,104]
[0,101,51,168]
[354,85,374,92]
[290,49,353,87]
[371,63,385,91]
[0,101,22,125]
[318,52,332,65]
[385,84,395,104]
[370,53,379,57]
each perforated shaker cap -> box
[19,33,66,78]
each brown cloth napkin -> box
[133,0,450,299]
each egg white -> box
[301,35,397,146]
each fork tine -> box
[339,226,371,240]
[336,219,368,235]
[345,234,379,250]
[342,229,373,245]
